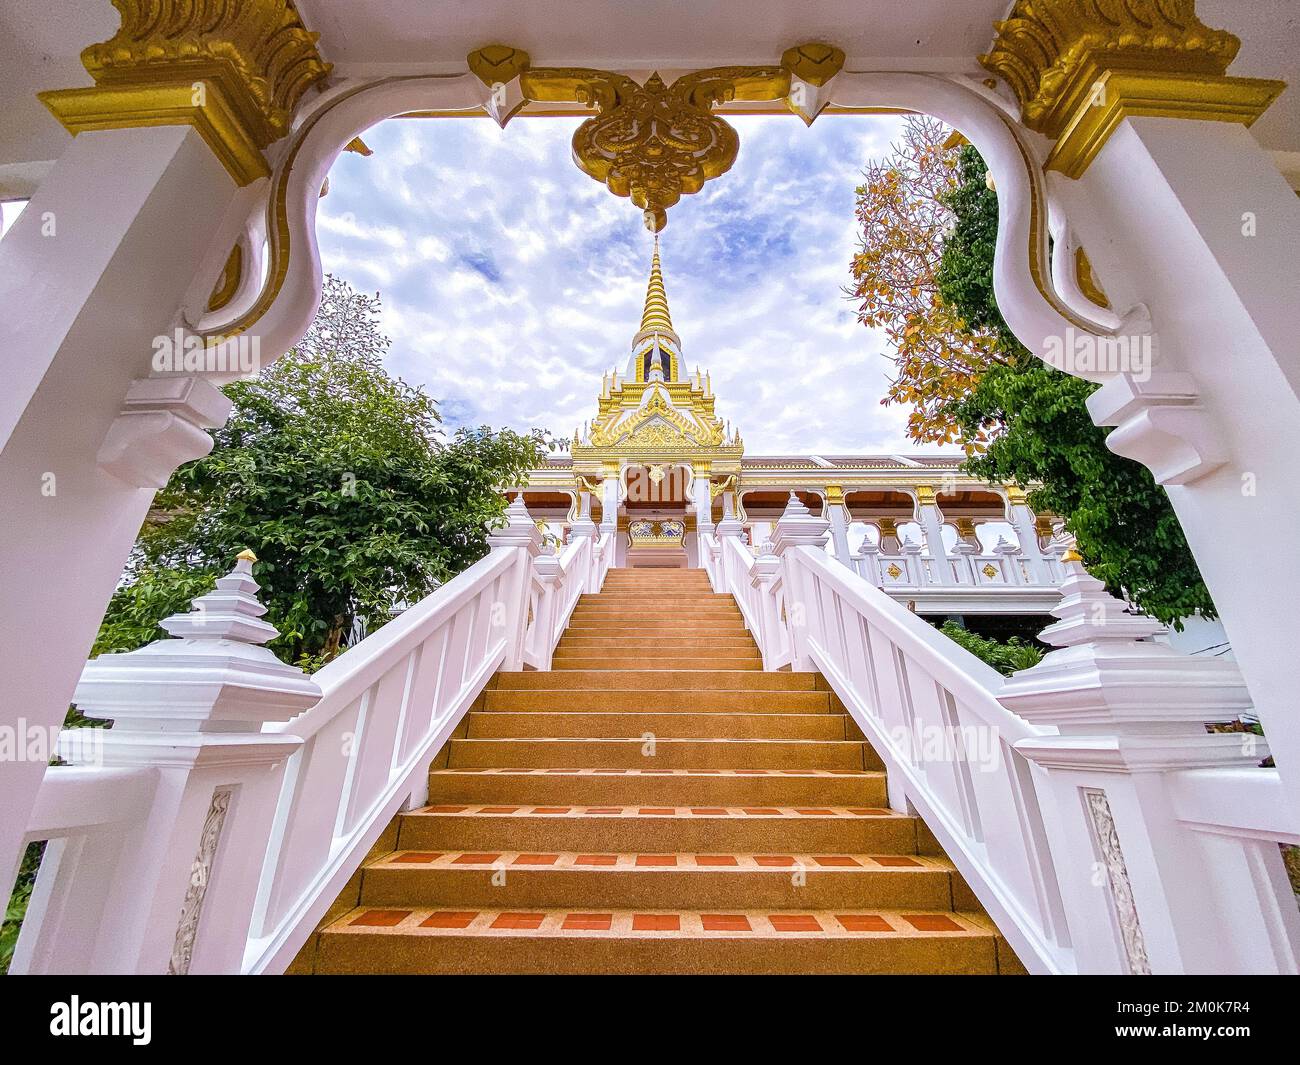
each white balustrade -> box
[13,498,610,974]
[713,495,1300,974]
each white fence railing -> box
[710,497,1300,975]
[12,499,606,974]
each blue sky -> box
[317,111,934,454]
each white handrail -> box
[716,534,1074,974]
[244,545,520,973]
[15,505,611,974]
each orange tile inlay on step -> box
[633,914,681,931]
[769,914,822,932]
[352,910,408,927]
[837,914,893,932]
[562,913,613,931]
[701,914,751,931]
[492,913,545,930]
[904,914,964,932]
[421,911,478,929]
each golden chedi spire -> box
[633,235,681,362]
[640,236,674,335]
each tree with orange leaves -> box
[849,115,1008,448]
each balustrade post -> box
[748,544,786,672]
[1001,554,1300,974]
[19,552,321,974]
[951,539,980,585]
[900,536,924,586]
[771,494,831,671]
[994,536,1022,585]
[486,497,544,671]
[857,534,882,586]
[528,545,564,671]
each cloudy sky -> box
[317,111,939,455]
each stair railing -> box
[521,526,612,671]
[10,498,605,974]
[716,495,1300,974]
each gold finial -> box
[1061,549,1083,563]
[236,548,258,563]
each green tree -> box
[937,146,1215,628]
[99,275,548,664]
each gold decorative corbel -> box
[40,0,332,187]
[980,0,1284,179]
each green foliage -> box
[110,275,548,663]
[937,147,1215,628]
[92,565,221,658]
[939,621,1043,676]
[1,842,41,975]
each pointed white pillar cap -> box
[1001,554,1254,735]
[771,492,830,555]
[487,495,543,553]
[72,551,321,735]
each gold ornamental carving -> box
[40,0,331,186]
[980,1,1283,178]
[468,42,842,230]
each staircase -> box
[310,568,1019,974]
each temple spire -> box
[633,235,680,352]
[640,236,674,335]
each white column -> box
[1063,115,1300,820]
[914,488,953,585]
[15,554,320,974]
[0,126,244,894]
[1005,488,1052,585]
[823,485,852,566]
[600,467,620,535]
[692,467,715,538]
[1002,555,1299,974]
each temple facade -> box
[518,239,1069,620]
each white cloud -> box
[317,112,953,456]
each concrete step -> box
[550,656,764,671]
[554,635,758,649]
[465,711,849,740]
[424,768,890,807]
[448,736,872,770]
[481,688,832,713]
[561,623,750,636]
[359,850,957,910]
[397,804,915,853]
[316,906,997,974]
[491,670,815,691]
